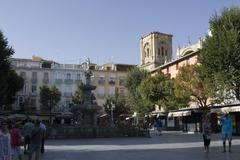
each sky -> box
[0,0,240,65]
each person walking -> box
[202,115,211,152]
[39,121,46,154]
[156,119,162,136]
[28,121,44,160]
[220,113,233,153]
[22,119,34,154]
[0,121,11,160]
[10,121,23,160]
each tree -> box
[72,85,85,105]
[40,85,61,123]
[199,6,240,101]
[5,70,24,108]
[124,67,148,115]
[103,94,131,123]
[0,30,24,109]
[138,71,183,111]
[174,64,215,108]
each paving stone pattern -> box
[25,131,240,160]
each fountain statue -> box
[78,58,101,127]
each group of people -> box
[0,118,46,160]
[202,113,233,153]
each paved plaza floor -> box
[28,131,240,160]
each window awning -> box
[151,111,166,116]
[168,110,191,117]
[211,106,240,113]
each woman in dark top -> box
[202,115,211,152]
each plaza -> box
[34,131,240,160]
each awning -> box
[99,113,108,118]
[7,114,26,119]
[151,111,166,116]
[168,110,191,117]
[211,106,240,113]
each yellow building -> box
[89,63,135,106]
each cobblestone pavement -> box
[25,131,240,160]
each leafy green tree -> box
[0,30,24,109]
[103,91,131,121]
[125,67,148,96]
[72,85,85,105]
[40,85,61,123]
[5,70,24,108]
[199,6,240,101]
[124,67,148,115]
[174,64,215,108]
[138,71,182,111]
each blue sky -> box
[0,0,239,65]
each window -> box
[66,73,71,79]
[158,49,160,56]
[43,72,49,79]
[109,87,115,96]
[97,86,105,96]
[161,47,164,57]
[109,77,116,85]
[147,48,149,57]
[32,72,37,79]
[76,74,81,80]
[30,98,36,108]
[56,72,62,79]
[98,76,105,85]
[31,85,37,93]
[119,77,125,86]
[20,72,26,79]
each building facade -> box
[11,56,135,112]
[89,63,135,106]
[140,32,173,71]
[10,56,85,112]
[150,38,202,78]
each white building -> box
[10,56,85,112]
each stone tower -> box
[140,32,173,71]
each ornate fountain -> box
[78,58,101,127]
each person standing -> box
[0,121,11,160]
[156,119,162,136]
[10,121,23,160]
[22,119,34,154]
[39,121,46,154]
[220,113,233,153]
[202,115,211,152]
[28,121,43,160]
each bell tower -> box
[140,32,173,71]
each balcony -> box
[64,79,73,84]
[75,80,83,85]
[31,92,38,96]
[98,80,105,85]
[97,93,105,98]
[31,78,38,84]
[55,79,63,84]
[42,78,49,84]
[108,80,115,85]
